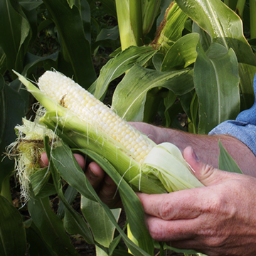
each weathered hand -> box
[137,146,256,256]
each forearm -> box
[153,126,256,177]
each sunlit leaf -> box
[154,1,188,52]
[112,65,193,121]
[176,0,256,66]
[93,45,156,99]
[161,33,199,71]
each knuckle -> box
[159,200,172,220]
[201,164,216,180]
[197,227,228,248]
[202,191,224,214]
[148,221,166,241]
[205,236,227,248]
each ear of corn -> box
[13,70,203,195]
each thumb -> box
[183,146,230,186]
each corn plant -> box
[0,0,255,255]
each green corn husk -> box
[12,70,203,197]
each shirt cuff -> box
[209,120,256,156]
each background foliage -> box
[0,0,255,255]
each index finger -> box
[40,152,85,170]
[137,189,205,220]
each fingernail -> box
[40,154,48,167]
[89,168,98,178]
[191,148,199,162]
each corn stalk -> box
[115,0,161,50]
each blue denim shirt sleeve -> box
[209,74,256,155]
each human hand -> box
[137,146,256,256]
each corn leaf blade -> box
[218,140,243,174]
[194,43,240,134]
[112,65,193,121]
[0,0,30,72]
[155,2,188,52]
[238,63,256,111]
[175,0,256,66]
[0,195,26,256]
[161,33,199,71]
[25,219,57,256]
[43,136,95,245]
[51,143,154,255]
[93,45,156,99]
[0,77,26,191]
[42,0,96,88]
[57,185,78,219]
[81,197,121,256]
[28,196,79,256]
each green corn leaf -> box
[0,48,7,76]
[81,197,121,256]
[97,0,117,17]
[50,143,154,255]
[0,0,31,73]
[194,43,240,134]
[152,52,164,71]
[156,0,174,27]
[189,92,199,134]
[154,2,188,52]
[29,167,55,196]
[0,77,26,192]
[238,63,256,111]
[161,33,199,71]
[163,90,177,127]
[43,0,96,88]
[175,0,256,66]
[28,195,79,256]
[218,140,243,174]
[25,219,57,256]
[44,136,95,245]
[92,26,120,53]
[192,22,211,52]
[93,45,156,99]
[57,185,78,219]
[0,195,26,256]
[67,0,75,8]
[78,0,91,43]
[112,65,194,121]
[142,0,161,35]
